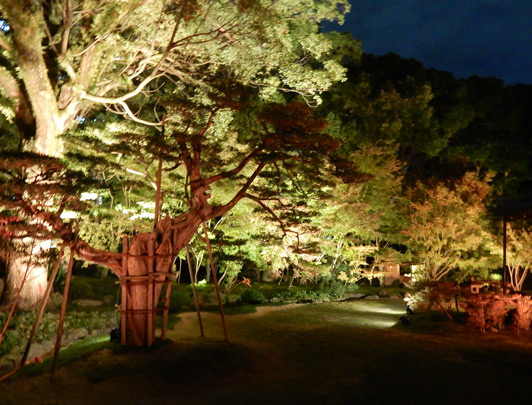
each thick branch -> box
[209,161,266,219]
[204,147,263,186]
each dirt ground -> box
[2,299,532,404]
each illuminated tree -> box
[403,172,494,282]
[0,0,353,315]
[496,225,532,291]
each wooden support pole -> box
[51,225,78,382]
[202,222,228,342]
[160,276,172,341]
[121,235,128,345]
[20,246,65,366]
[161,228,174,341]
[0,241,35,347]
[147,233,155,346]
[186,244,204,337]
[503,217,508,294]
[153,113,166,228]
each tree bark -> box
[1,240,50,311]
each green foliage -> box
[492,224,532,291]
[240,288,265,304]
[275,288,339,303]
[0,309,119,355]
[403,172,495,282]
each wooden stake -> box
[202,221,228,342]
[186,244,204,337]
[121,235,128,345]
[20,246,65,366]
[51,225,78,382]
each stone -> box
[63,328,89,344]
[346,292,366,299]
[365,295,380,300]
[103,295,116,305]
[27,340,55,360]
[46,292,63,312]
[389,294,403,300]
[378,290,388,298]
[72,299,103,307]
[270,297,280,303]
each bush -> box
[0,309,119,355]
[461,293,513,332]
[241,288,265,304]
[511,294,532,332]
[275,289,339,303]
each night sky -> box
[328,0,532,85]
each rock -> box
[399,316,411,327]
[27,340,55,360]
[389,294,403,300]
[0,355,19,372]
[378,290,388,298]
[63,328,89,344]
[365,295,381,300]
[72,299,103,307]
[46,292,63,312]
[346,293,366,300]
[103,295,116,305]
[270,297,280,303]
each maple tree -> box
[403,172,494,282]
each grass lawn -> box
[2,299,532,404]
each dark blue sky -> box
[330,0,532,85]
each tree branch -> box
[208,161,266,219]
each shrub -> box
[511,294,532,332]
[275,289,339,303]
[0,309,119,355]
[241,288,265,304]
[461,293,513,332]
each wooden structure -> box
[119,232,174,346]
[382,262,401,287]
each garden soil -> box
[2,299,532,404]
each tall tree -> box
[0,0,356,343]
[403,172,494,282]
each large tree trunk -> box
[0,3,72,312]
[120,217,201,346]
[1,240,50,311]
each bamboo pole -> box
[186,244,204,337]
[20,246,65,366]
[202,221,228,342]
[121,235,128,345]
[51,225,78,382]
